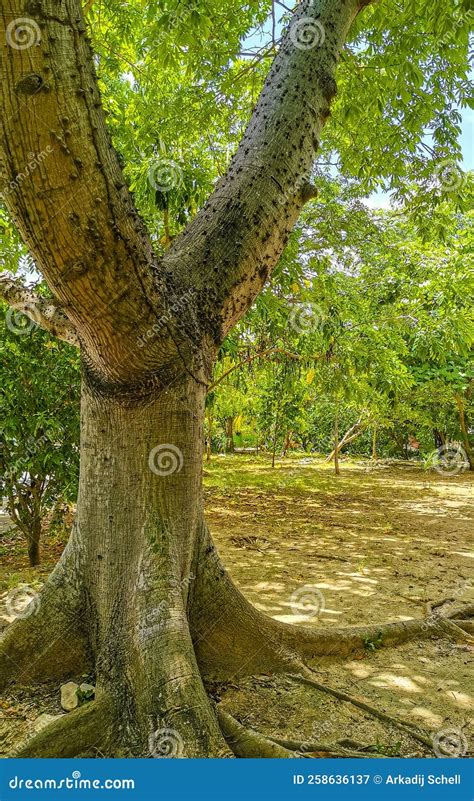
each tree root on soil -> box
[10,697,111,758]
[217,709,298,758]
[267,735,386,758]
[2,562,472,759]
[288,672,434,750]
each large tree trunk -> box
[73,375,237,755]
[0,373,314,756]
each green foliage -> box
[363,631,384,651]
[0,302,80,551]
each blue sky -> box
[244,13,473,210]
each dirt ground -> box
[1,455,473,757]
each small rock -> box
[79,683,95,700]
[60,681,79,711]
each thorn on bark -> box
[15,74,48,95]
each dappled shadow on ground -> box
[205,456,473,627]
[207,456,473,751]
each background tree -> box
[0,301,80,565]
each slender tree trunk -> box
[334,406,340,476]
[282,430,292,457]
[27,518,41,567]
[326,418,363,462]
[371,427,377,460]
[455,394,474,470]
[225,416,235,453]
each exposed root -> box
[288,673,433,750]
[217,709,298,758]
[11,697,111,758]
[267,735,385,758]
[445,604,474,621]
[451,620,474,635]
[0,547,89,691]
[436,617,474,644]
[192,525,474,679]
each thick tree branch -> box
[165,0,372,343]
[0,1,180,385]
[0,274,78,345]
